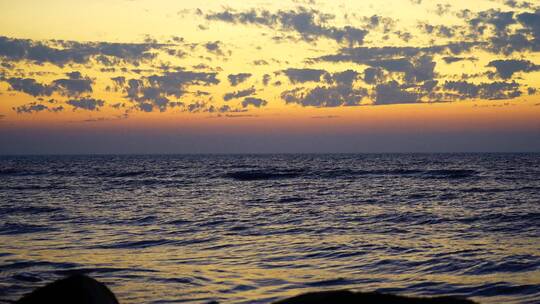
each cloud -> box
[444,80,522,100]
[180,101,245,114]
[323,69,360,85]
[204,41,225,56]
[418,23,458,38]
[223,87,256,101]
[503,1,536,9]
[51,71,93,96]
[283,68,327,83]
[14,102,63,114]
[316,47,442,88]
[4,77,53,96]
[109,76,126,92]
[361,55,436,83]
[363,67,385,84]
[82,113,129,123]
[124,70,220,112]
[280,69,368,107]
[208,104,248,114]
[442,56,478,64]
[3,72,93,97]
[241,97,267,108]
[262,74,271,86]
[14,103,47,113]
[362,15,395,33]
[468,9,517,34]
[374,81,419,105]
[206,7,368,46]
[461,9,540,54]
[435,3,453,16]
[66,98,105,111]
[281,85,367,107]
[487,59,540,79]
[0,36,163,67]
[111,76,126,86]
[228,73,252,86]
[253,59,269,65]
[317,43,479,64]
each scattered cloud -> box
[242,97,267,108]
[3,72,93,97]
[206,7,368,46]
[67,97,105,111]
[442,56,478,64]
[0,36,162,67]
[374,81,419,105]
[443,80,521,100]
[282,84,368,107]
[13,102,63,114]
[204,41,225,56]
[3,3,540,120]
[4,77,53,97]
[123,70,219,112]
[228,73,252,86]
[486,59,540,79]
[52,71,93,96]
[223,87,256,101]
[283,68,327,83]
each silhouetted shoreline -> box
[16,275,476,304]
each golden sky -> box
[0,0,539,153]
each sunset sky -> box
[1,0,539,153]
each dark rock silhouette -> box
[16,274,118,304]
[274,289,476,304]
[16,275,476,304]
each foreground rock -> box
[274,289,476,304]
[16,275,119,304]
[16,275,476,304]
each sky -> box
[0,0,539,154]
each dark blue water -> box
[0,154,539,303]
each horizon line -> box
[1,151,539,157]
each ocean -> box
[0,154,539,303]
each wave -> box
[461,186,540,193]
[223,168,478,181]
[53,267,157,276]
[95,170,148,178]
[224,169,304,181]
[422,169,477,179]
[0,185,67,191]
[0,206,63,215]
[305,278,360,287]
[278,197,306,203]
[165,219,192,225]
[95,236,217,250]
[0,223,57,235]
[0,261,79,272]
[96,239,177,249]
[0,168,49,177]
[153,277,203,286]
[463,256,540,275]
[108,178,192,187]
[0,168,19,176]
[459,282,540,297]
[12,273,43,283]
[457,212,540,227]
